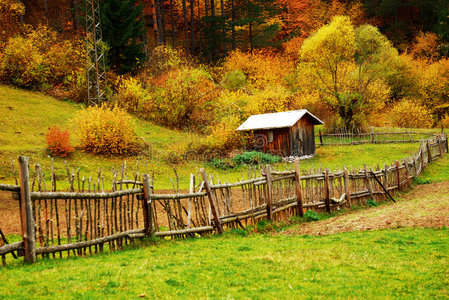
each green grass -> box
[0,85,437,190]
[1,228,448,298]
[415,153,449,183]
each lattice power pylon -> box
[85,0,107,106]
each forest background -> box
[1,0,449,157]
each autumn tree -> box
[300,15,399,128]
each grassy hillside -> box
[0,85,434,190]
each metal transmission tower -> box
[85,0,106,106]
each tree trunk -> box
[210,0,216,60]
[44,0,48,21]
[150,0,160,46]
[182,0,190,57]
[160,0,166,44]
[220,0,226,55]
[231,0,235,50]
[170,0,175,48]
[190,0,195,55]
[249,21,253,53]
[197,0,202,53]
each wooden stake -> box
[343,167,351,208]
[264,165,273,220]
[187,174,195,228]
[319,129,323,145]
[142,174,153,237]
[18,156,36,264]
[404,160,411,187]
[200,169,223,234]
[426,140,432,164]
[324,169,331,213]
[395,160,401,190]
[364,164,374,200]
[294,159,303,217]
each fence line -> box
[0,134,447,265]
[318,128,438,145]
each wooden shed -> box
[236,110,324,156]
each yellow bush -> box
[0,26,85,90]
[73,105,141,155]
[0,36,47,87]
[113,76,154,116]
[207,115,246,151]
[153,67,218,131]
[390,100,433,128]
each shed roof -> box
[236,109,324,131]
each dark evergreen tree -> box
[101,0,145,74]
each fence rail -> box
[0,133,447,265]
[318,129,439,145]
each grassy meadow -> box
[0,85,436,191]
[0,147,448,298]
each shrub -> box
[113,76,153,116]
[233,151,281,165]
[0,26,86,91]
[207,158,235,170]
[366,199,379,207]
[45,126,74,157]
[303,209,320,222]
[73,105,141,155]
[390,99,433,128]
[152,67,218,131]
[220,70,246,91]
[0,35,47,88]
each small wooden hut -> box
[236,110,324,156]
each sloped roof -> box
[236,109,324,131]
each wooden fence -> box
[318,128,437,145]
[0,134,447,265]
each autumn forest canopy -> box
[1,0,449,155]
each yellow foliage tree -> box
[299,16,398,128]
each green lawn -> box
[0,228,448,298]
[0,85,439,190]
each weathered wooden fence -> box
[318,128,437,145]
[0,134,447,265]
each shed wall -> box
[252,116,316,156]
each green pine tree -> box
[101,0,145,74]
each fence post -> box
[264,165,273,220]
[294,159,304,217]
[420,147,424,172]
[395,160,401,190]
[443,132,449,153]
[343,167,351,208]
[142,174,153,237]
[324,169,331,213]
[426,140,432,164]
[187,174,195,228]
[200,168,223,234]
[18,156,36,264]
[438,138,443,157]
[403,160,411,187]
[371,129,375,144]
[384,164,389,192]
[319,130,323,145]
[364,164,374,200]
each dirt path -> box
[283,181,449,236]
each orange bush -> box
[46,126,74,157]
